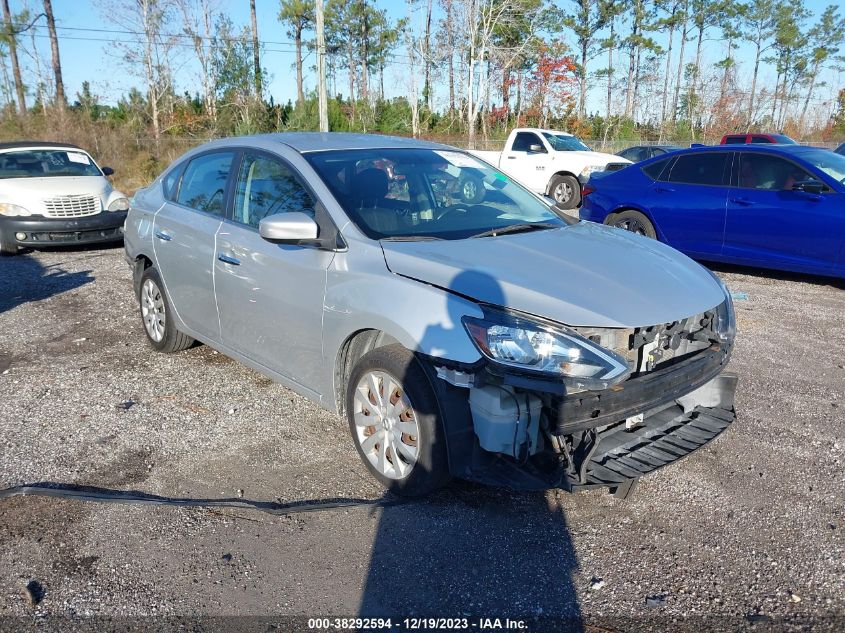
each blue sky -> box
[16,0,843,117]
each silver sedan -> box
[124,133,737,497]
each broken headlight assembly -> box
[463,307,631,391]
[709,273,736,344]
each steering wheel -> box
[436,205,470,221]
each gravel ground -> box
[0,244,843,631]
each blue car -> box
[580,144,845,279]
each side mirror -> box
[528,144,546,154]
[259,211,318,243]
[102,166,115,176]
[792,180,823,195]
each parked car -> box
[125,133,737,497]
[469,128,631,210]
[617,145,683,162]
[720,133,796,145]
[834,142,845,156]
[0,141,129,255]
[581,144,845,279]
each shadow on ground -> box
[0,251,96,314]
[359,483,582,623]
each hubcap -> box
[615,218,647,236]
[352,370,419,480]
[554,182,572,203]
[141,278,166,342]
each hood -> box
[380,221,725,328]
[558,150,631,166]
[0,176,111,211]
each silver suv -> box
[124,133,737,497]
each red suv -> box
[720,133,796,145]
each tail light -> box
[581,183,595,198]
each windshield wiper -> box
[380,235,445,242]
[470,222,558,239]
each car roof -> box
[219,132,453,153]
[0,140,83,151]
[679,144,815,155]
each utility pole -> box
[315,0,329,132]
[250,0,262,100]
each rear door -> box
[153,150,235,341]
[213,150,334,393]
[500,131,550,192]
[724,152,842,272]
[647,151,731,257]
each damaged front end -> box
[427,298,738,497]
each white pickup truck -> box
[468,128,630,209]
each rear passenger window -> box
[724,136,746,144]
[751,136,773,144]
[177,152,234,215]
[233,153,315,229]
[162,164,183,201]
[641,157,671,180]
[667,153,728,186]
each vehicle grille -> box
[42,195,100,218]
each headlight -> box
[108,197,130,212]
[463,307,631,391]
[0,203,32,216]
[707,271,736,343]
[579,165,605,179]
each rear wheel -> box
[138,266,194,353]
[606,209,656,239]
[346,345,450,496]
[549,174,581,210]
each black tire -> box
[549,174,581,210]
[346,345,451,497]
[138,266,194,353]
[605,209,657,239]
[0,229,20,256]
[458,175,485,204]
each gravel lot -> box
[0,244,843,631]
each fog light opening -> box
[15,232,26,241]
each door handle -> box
[655,185,675,193]
[506,155,517,159]
[730,197,755,205]
[217,253,241,266]
[154,230,172,241]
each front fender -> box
[321,243,484,408]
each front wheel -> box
[605,209,657,239]
[346,345,450,496]
[549,174,581,210]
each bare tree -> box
[102,0,175,140]
[279,0,314,107]
[250,0,261,99]
[177,0,219,123]
[42,0,64,107]
[1,0,26,115]
[461,0,540,147]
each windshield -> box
[542,133,591,152]
[802,149,845,184]
[771,134,797,144]
[305,148,569,240]
[0,149,102,179]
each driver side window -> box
[233,153,315,229]
[177,152,234,216]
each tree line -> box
[0,0,843,165]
